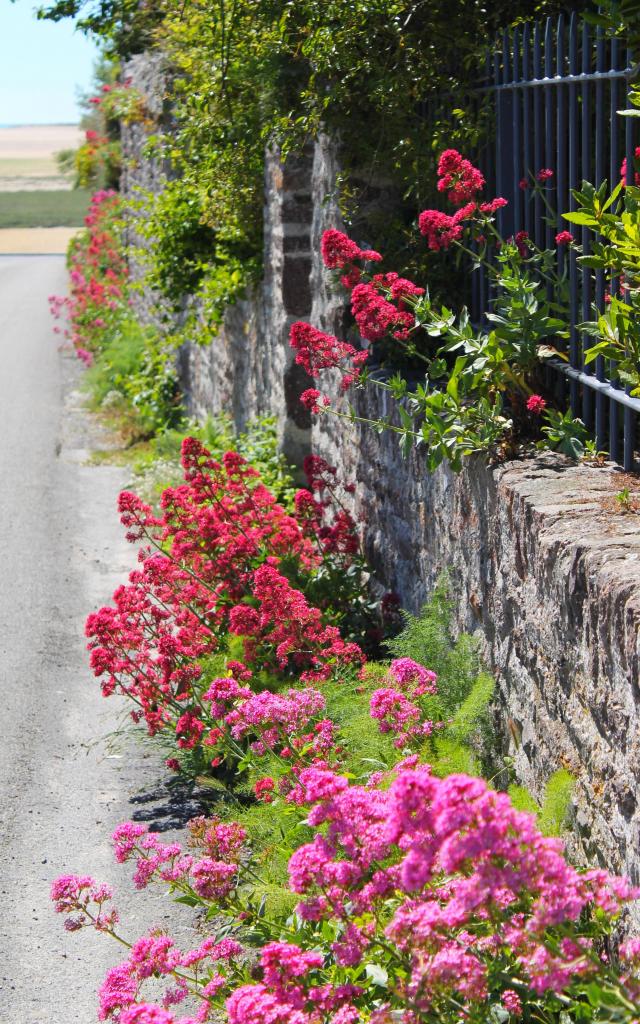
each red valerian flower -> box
[418,210,462,251]
[555,231,574,246]
[514,230,529,258]
[436,149,485,206]
[290,322,368,389]
[340,267,362,290]
[479,197,508,214]
[620,146,640,186]
[300,388,329,413]
[254,778,276,803]
[536,168,554,182]
[519,178,529,190]
[350,282,414,342]
[320,229,382,270]
[526,394,547,415]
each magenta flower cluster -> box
[52,762,640,1023]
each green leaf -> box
[563,211,601,227]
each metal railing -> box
[480,13,640,470]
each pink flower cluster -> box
[53,762,640,1023]
[621,146,640,186]
[51,874,117,933]
[369,658,438,747]
[285,765,638,1010]
[111,817,246,899]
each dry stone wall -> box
[122,57,640,902]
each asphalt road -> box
[0,257,197,1023]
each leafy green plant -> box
[130,415,298,507]
[563,177,640,397]
[385,575,496,775]
[84,318,183,439]
[538,767,575,836]
[538,407,589,459]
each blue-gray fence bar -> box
[484,16,640,470]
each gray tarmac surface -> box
[0,257,198,1023]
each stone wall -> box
[122,55,314,462]
[121,59,640,901]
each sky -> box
[0,1,97,125]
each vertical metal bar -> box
[609,37,620,462]
[624,45,636,471]
[554,15,567,404]
[594,26,607,450]
[522,24,532,236]
[556,16,567,240]
[478,48,492,319]
[512,27,522,234]
[568,12,580,412]
[494,41,504,238]
[581,21,593,427]
[544,18,554,255]
[533,22,544,248]
[500,30,515,238]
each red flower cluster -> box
[350,281,415,342]
[437,149,486,206]
[620,146,640,186]
[86,439,364,759]
[418,206,472,252]
[526,394,547,415]
[48,190,127,361]
[298,454,360,560]
[320,229,382,270]
[289,321,368,390]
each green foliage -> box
[0,190,90,228]
[130,415,298,507]
[350,215,573,470]
[508,769,575,837]
[84,318,183,439]
[566,175,640,396]
[538,406,589,459]
[135,181,220,306]
[508,783,541,815]
[385,575,496,773]
[35,0,161,56]
[40,0,584,327]
[386,575,484,715]
[539,768,575,836]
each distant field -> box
[0,157,61,177]
[0,125,81,191]
[0,124,80,156]
[0,190,90,228]
[0,227,78,254]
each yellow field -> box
[0,227,77,254]
[0,124,81,191]
[0,126,83,251]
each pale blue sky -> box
[0,1,97,124]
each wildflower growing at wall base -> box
[52,765,640,1024]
